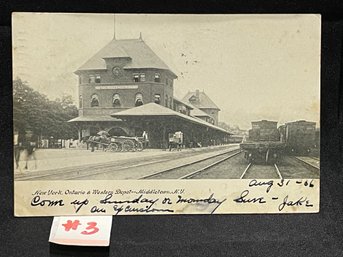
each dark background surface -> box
[1,1,343,256]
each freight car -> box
[279,120,317,155]
[240,120,285,164]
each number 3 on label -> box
[81,222,99,235]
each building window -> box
[79,95,83,108]
[133,74,139,82]
[154,73,161,83]
[112,93,121,108]
[133,73,146,82]
[135,93,143,106]
[95,75,101,83]
[165,95,168,107]
[189,95,197,103]
[179,105,187,114]
[89,75,95,83]
[154,94,161,104]
[79,76,82,84]
[91,94,99,107]
[169,96,173,108]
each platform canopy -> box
[68,115,121,122]
[110,103,231,135]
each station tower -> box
[71,34,177,137]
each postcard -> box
[13,13,320,216]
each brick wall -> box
[78,68,174,113]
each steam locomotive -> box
[240,120,319,164]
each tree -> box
[13,78,79,142]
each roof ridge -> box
[112,38,143,42]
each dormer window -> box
[189,95,197,103]
[89,75,95,83]
[154,73,161,83]
[95,75,101,83]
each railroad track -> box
[140,149,242,180]
[240,162,283,179]
[15,158,169,181]
[16,146,240,181]
[294,156,320,170]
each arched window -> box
[79,95,83,108]
[112,93,121,107]
[135,93,143,107]
[95,75,101,83]
[91,94,99,107]
[154,94,161,104]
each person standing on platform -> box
[24,131,37,170]
[142,131,149,149]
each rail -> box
[178,151,242,179]
[240,162,282,179]
[140,149,242,179]
[294,156,320,170]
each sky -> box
[12,13,321,130]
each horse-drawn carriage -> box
[87,133,146,152]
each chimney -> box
[195,89,200,100]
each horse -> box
[87,136,110,152]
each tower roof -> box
[182,91,220,110]
[76,38,177,77]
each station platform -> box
[14,144,239,175]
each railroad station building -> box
[182,90,220,125]
[69,35,231,148]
